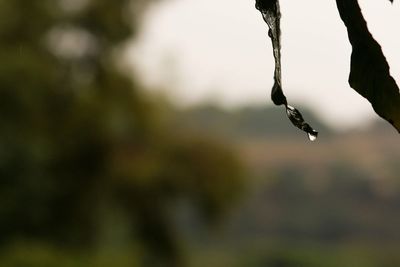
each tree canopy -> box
[0,1,243,266]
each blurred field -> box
[169,105,400,267]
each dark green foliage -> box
[0,0,243,266]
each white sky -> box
[129,0,400,129]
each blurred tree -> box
[0,0,243,266]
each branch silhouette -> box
[255,0,400,133]
[336,0,400,132]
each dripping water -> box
[308,133,318,142]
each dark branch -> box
[255,0,318,141]
[336,0,400,132]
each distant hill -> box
[170,104,333,141]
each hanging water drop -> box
[307,132,318,142]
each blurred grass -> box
[189,243,400,267]
[4,242,400,267]
[0,241,141,267]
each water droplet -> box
[307,132,318,141]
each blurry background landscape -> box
[0,0,400,267]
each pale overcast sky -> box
[129,0,400,129]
